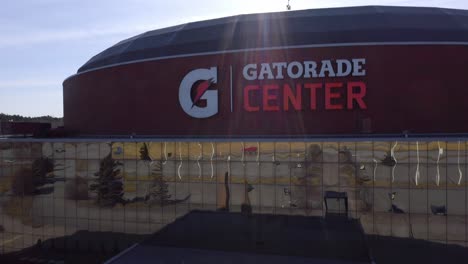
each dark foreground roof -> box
[107,211,372,264]
[0,231,147,264]
[78,6,468,73]
[3,211,468,263]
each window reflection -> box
[356,141,373,163]
[323,142,339,163]
[2,139,468,254]
[260,142,274,162]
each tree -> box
[89,153,124,207]
[146,160,171,205]
[0,113,62,123]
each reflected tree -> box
[307,144,322,163]
[140,143,172,205]
[340,146,373,212]
[139,143,151,161]
[89,153,124,207]
[146,160,171,205]
[305,144,322,183]
[32,157,55,187]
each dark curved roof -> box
[78,5,468,73]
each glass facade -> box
[1,139,467,253]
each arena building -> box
[3,5,468,263]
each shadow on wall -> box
[11,157,57,196]
[2,156,58,225]
[65,176,88,200]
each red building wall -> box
[63,45,468,137]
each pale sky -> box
[0,0,466,117]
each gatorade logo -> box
[179,67,218,118]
